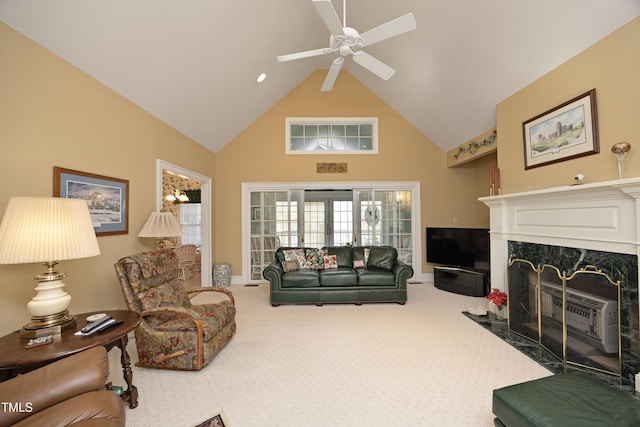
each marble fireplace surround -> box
[480,178,640,384]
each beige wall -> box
[0,22,216,335]
[214,70,488,279]
[497,17,640,193]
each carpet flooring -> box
[107,282,552,426]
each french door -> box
[243,182,420,282]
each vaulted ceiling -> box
[1,1,638,153]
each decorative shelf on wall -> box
[447,129,497,167]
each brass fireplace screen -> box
[507,256,622,383]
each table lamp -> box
[0,197,101,337]
[138,212,183,249]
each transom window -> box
[285,117,378,154]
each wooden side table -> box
[0,310,141,409]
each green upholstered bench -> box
[492,372,640,426]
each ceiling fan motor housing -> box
[330,27,363,56]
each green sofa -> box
[263,246,414,306]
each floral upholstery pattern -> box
[114,249,236,370]
[305,248,325,270]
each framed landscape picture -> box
[54,167,129,236]
[522,89,599,170]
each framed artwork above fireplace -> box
[522,89,599,170]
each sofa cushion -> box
[367,246,397,271]
[351,247,371,264]
[282,269,320,288]
[357,269,395,286]
[323,246,353,268]
[320,268,358,286]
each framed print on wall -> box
[54,167,129,236]
[522,89,599,170]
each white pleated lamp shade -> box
[138,212,183,237]
[0,197,101,264]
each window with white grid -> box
[179,203,201,246]
[286,117,378,154]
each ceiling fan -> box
[277,0,417,91]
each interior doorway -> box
[157,160,212,287]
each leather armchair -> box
[0,346,125,427]
[114,249,236,370]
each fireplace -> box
[480,178,640,385]
[506,242,638,383]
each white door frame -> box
[241,181,422,283]
[157,160,213,287]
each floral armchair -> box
[114,249,236,370]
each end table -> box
[0,310,141,409]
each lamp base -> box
[20,310,76,338]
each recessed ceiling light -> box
[256,73,267,83]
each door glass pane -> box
[333,200,352,246]
[304,201,325,248]
[250,191,286,280]
[355,189,413,265]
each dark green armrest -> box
[263,261,284,289]
[393,261,413,287]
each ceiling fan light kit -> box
[277,0,417,91]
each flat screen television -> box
[426,227,490,271]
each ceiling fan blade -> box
[277,47,333,62]
[360,13,417,46]
[352,51,395,80]
[321,57,345,91]
[313,0,345,38]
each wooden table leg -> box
[114,335,138,409]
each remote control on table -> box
[95,319,123,333]
[80,315,113,334]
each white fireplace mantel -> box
[479,177,640,290]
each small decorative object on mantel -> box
[487,288,508,319]
[573,172,585,184]
[611,142,631,179]
[489,164,501,196]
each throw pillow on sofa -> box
[323,255,338,270]
[283,249,306,270]
[367,246,397,271]
[323,246,353,268]
[306,248,325,270]
[353,259,365,269]
[282,260,301,272]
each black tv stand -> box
[433,265,489,297]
